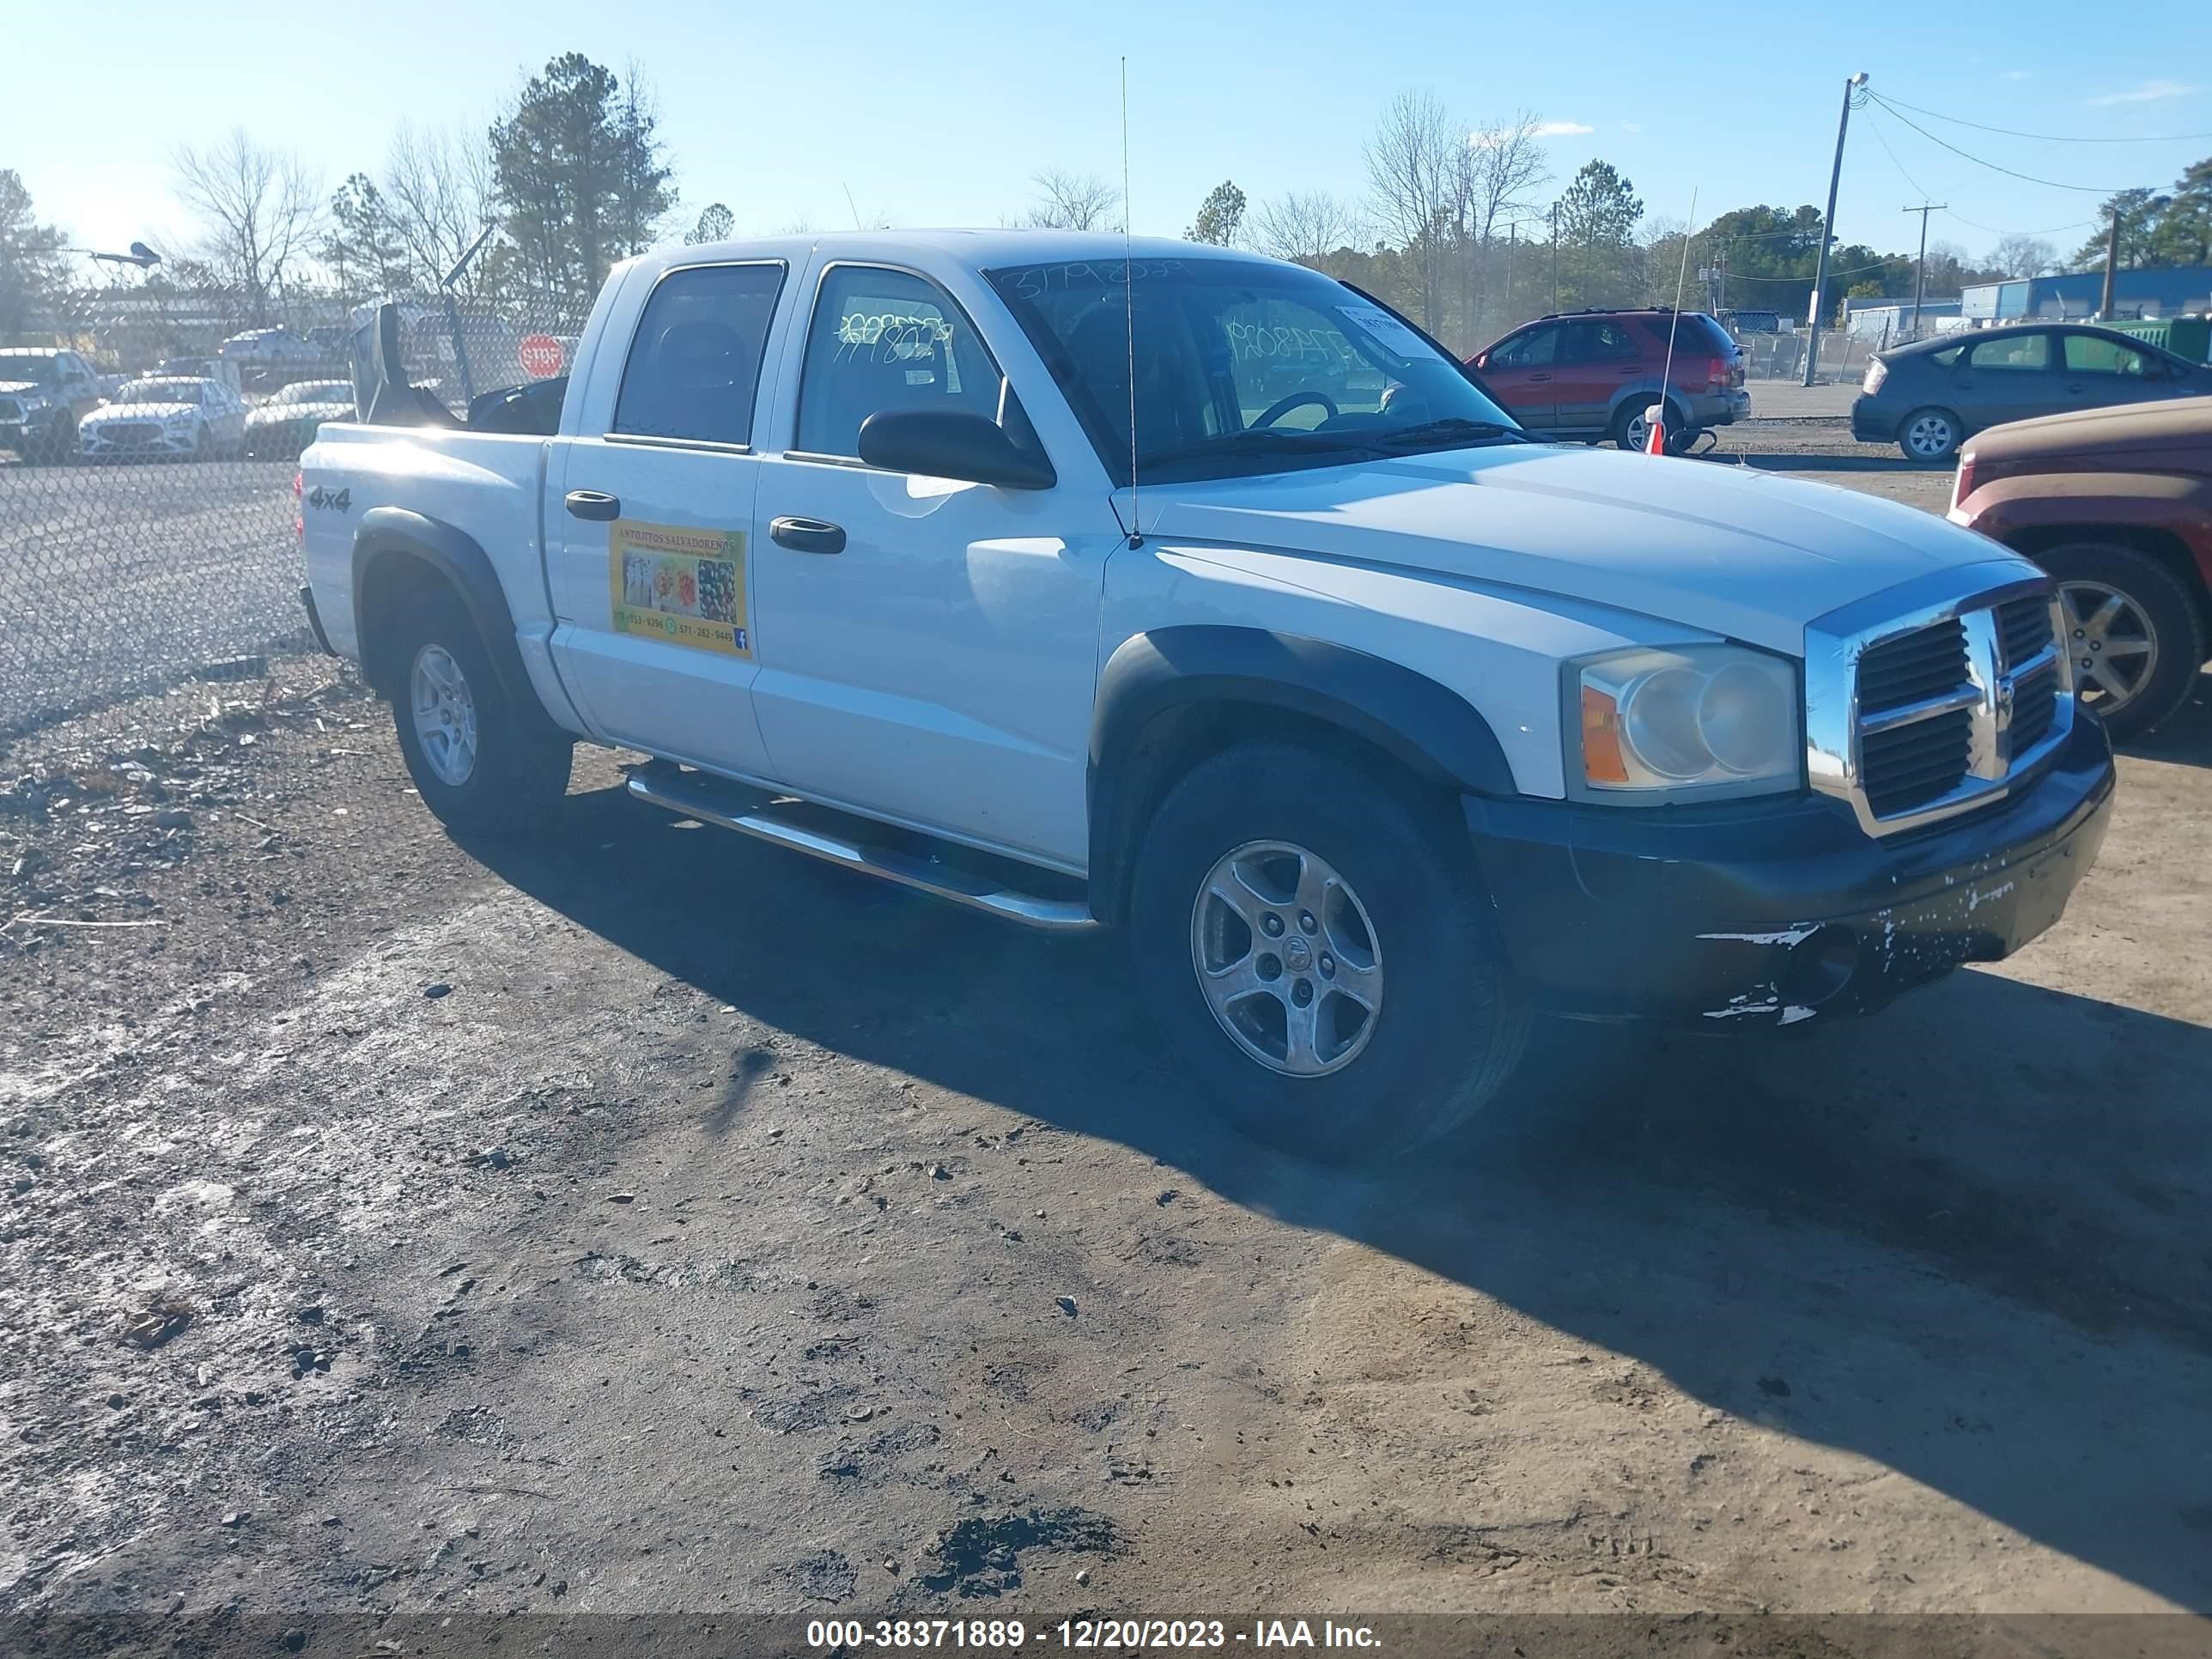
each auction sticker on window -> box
[609,519,750,658]
[1336,303,1434,361]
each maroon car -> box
[1468,308,1749,453]
[1949,396,2212,739]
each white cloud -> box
[1534,120,1595,137]
[2002,69,2033,82]
[2089,78,2197,106]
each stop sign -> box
[518,333,566,379]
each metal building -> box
[1959,266,2212,322]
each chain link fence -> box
[0,285,585,757]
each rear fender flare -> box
[1087,626,1516,923]
[350,507,537,711]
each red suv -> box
[1468,309,1749,452]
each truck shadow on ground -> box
[475,793,2212,1611]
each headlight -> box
[1572,645,1801,800]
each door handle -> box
[1620,367,1639,376]
[2064,383,2087,393]
[771,516,846,555]
[1527,373,1552,383]
[565,489,620,522]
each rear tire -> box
[2038,542,2206,742]
[1613,398,1690,453]
[1128,740,1531,1164]
[390,589,573,836]
[1898,406,1962,464]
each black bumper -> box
[1850,397,1896,443]
[1466,714,2116,1028]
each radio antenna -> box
[1121,55,1142,549]
[1652,186,1698,455]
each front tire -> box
[391,590,573,836]
[2039,543,2206,741]
[1129,740,1531,1164]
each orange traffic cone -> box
[1643,405,1667,456]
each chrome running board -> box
[625,766,1098,933]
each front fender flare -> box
[1086,626,1517,922]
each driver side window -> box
[1492,325,1559,368]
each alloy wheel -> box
[2058,579,2159,716]
[410,644,480,787]
[1190,839,1383,1077]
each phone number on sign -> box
[807,1620,1235,1650]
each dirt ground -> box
[3,424,2209,1638]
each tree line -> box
[3,62,2208,350]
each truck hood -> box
[1967,395,2212,473]
[1139,441,2035,656]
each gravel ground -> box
[2,432,2208,1640]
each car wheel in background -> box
[1898,407,1963,464]
[1614,398,1693,454]
[2039,542,2206,742]
[391,589,574,836]
[21,417,73,465]
[1128,739,1531,1164]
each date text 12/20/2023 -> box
[804,1619,1382,1649]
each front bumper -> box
[1466,713,2115,1028]
[80,426,198,459]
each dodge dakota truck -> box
[299,231,2116,1161]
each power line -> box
[1725,260,1895,283]
[1867,94,2144,193]
[1863,106,1938,202]
[1942,207,2098,238]
[1872,92,2212,145]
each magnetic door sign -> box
[609,519,751,659]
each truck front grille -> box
[1807,574,2075,837]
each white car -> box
[298,231,2115,1162]
[218,328,322,367]
[79,377,249,461]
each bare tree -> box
[1465,112,1551,245]
[1990,233,2057,278]
[1021,168,1122,232]
[1364,90,1459,331]
[1252,191,1364,268]
[171,130,321,323]
[382,121,499,297]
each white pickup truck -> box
[299,230,2115,1161]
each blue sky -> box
[12,0,2212,274]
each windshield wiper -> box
[1367,417,1532,448]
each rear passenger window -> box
[795,266,1004,459]
[613,263,787,447]
[1969,334,2049,372]
[1561,320,1639,362]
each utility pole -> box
[1902,202,1946,339]
[2100,204,2123,319]
[1802,70,1869,387]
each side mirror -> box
[857,409,1055,490]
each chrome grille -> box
[101,423,161,446]
[1862,705,1973,817]
[1857,618,1967,714]
[1806,568,2075,837]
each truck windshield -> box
[986,257,1524,484]
[0,356,59,385]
